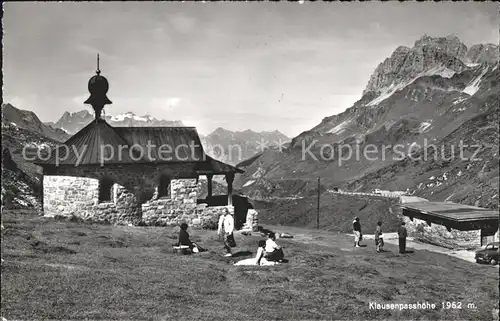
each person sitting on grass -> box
[234,240,277,266]
[264,232,285,262]
[178,223,206,253]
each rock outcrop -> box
[363,35,489,94]
[466,44,499,64]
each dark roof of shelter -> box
[35,119,138,166]
[401,201,499,222]
[34,118,243,174]
[113,126,204,162]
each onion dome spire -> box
[84,53,112,119]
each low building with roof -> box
[34,58,256,229]
[400,200,499,247]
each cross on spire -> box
[96,53,101,75]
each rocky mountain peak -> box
[2,103,42,130]
[61,111,71,118]
[76,110,91,116]
[393,45,411,55]
[414,34,468,58]
[49,110,184,134]
[57,109,92,121]
[2,103,69,142]
[201,127,290,165]
[2,103,15,111]
[363,34,471,94]
[466,43,499,64]
[211,127,231,135]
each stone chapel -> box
[34,58,258,230]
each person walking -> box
[398,222,408,254]
[217,208,236,257]
[353,217,362,247]
[375,221,384,253]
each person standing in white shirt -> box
[217,208,236,257]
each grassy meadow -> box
[1,210,498,320]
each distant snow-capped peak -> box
[108,112,153,122]
[50,109,184,134]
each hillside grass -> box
[253,193,402,233]
[1,210,498,320]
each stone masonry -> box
[142,179,198,226]
[195,204,235,230]
[43,175,142,225]
[142,179,235,229]
[403,216,481,248]
[241,209,259,232]
[43,175,244,229]
[43,163,203,204]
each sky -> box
[3,2,498,137]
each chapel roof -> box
[34,57,243,175]
[34,119,243,174]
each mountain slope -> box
[346,101,499,209]
[235,35,499,209]
[1,148,41,209]
[200,128,290,165]
[2,104,64,209]
[2,103,69,142]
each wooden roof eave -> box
[402,207,499,231]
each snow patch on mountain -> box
[463,67,488,96]
[367,82,407,106]
[452,96,468,105]
[417,122,432,133]
[423,66,456,78]
[132,115,148,122]
[243,180,255,187]
[110,112,150,122]
[465,62,480,68]
[25,141,51,150]
[327,119,351,134]
[367,66,459,106]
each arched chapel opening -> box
[98,177,114,203]
[158,175,171,198]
